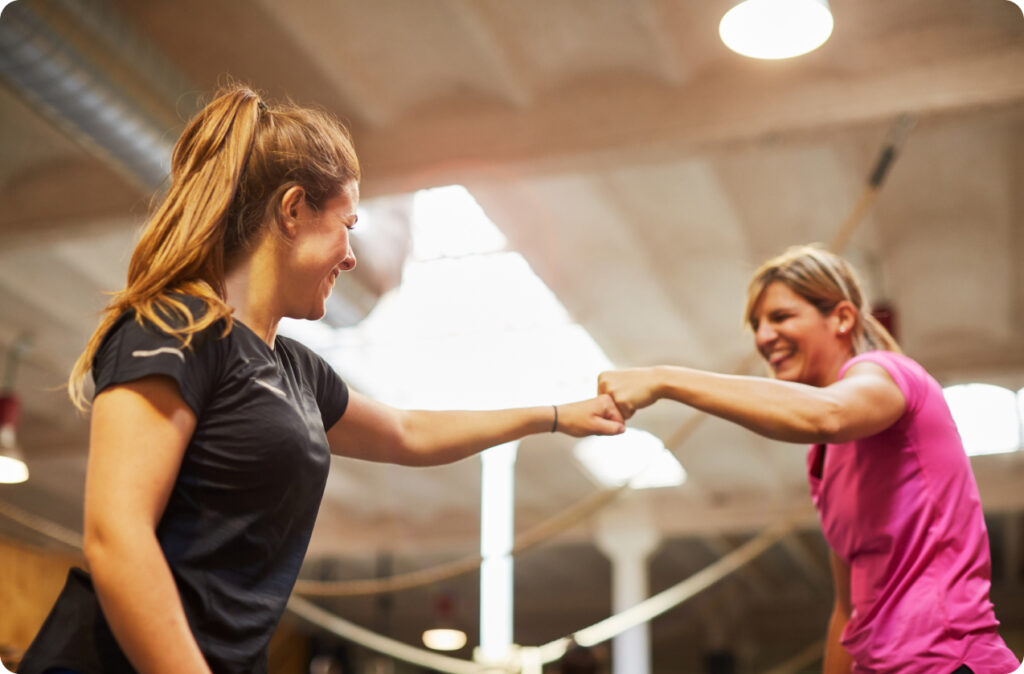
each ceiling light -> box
[0,394,28,484]
[421,628,467,652]
[422,591,467,651]
[720,0,834,60]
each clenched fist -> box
[597,368,663,420]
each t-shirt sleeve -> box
[312,354,349,430]
[91,313,218,417]
[839,351,924,416]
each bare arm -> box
[83,375,211,673]
[597,361,906,444]
[326,390,624,466]
[823,549,854,673]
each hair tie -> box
[257,100,268,113]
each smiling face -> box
[750,281,851,387]
[283,180,359,321]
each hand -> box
[554,394,626,437]
[597,368,662,420]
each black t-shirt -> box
[20,296,349,673]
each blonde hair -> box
[69,84,360,408]
[744,244,901,355]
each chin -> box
[308,304,327,321]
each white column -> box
[478,441,518,665]
[594,494,660,674]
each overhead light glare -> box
[943,383,1021,457]
[720,0,834,60]
[574,429,685,490]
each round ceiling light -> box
[720,0,834,60]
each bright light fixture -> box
[0,454,28,484]
[720,0,834,60]
[574,429,686,489]
[943,384,1021,457]
[422,628,467,651]
[0,398,28,484]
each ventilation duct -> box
[0,0,189,191]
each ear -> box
[277,186,307,238]
[832,300,857,337]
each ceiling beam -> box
[356,38,1024,198]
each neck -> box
[822,348,856,386]
[224,248,282,348]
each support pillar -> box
[478,441,518,666]
[594,494,660,674]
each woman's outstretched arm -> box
[84,375,211,673]
[326,390,624,466]
[598,361,905,445]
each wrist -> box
[650,365,671,400]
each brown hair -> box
[744,244,901,355]
[68,84,360,408]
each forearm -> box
[86,526,211,673]
[392,406,555,466]
[653,365,842,443]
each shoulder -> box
[840,351,930,411]
[95,295,226,365]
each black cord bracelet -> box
[551,404,558,433]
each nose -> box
[754,319,776,351]
[339,245,356,271]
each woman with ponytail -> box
[598,245,1018,673]
[19,85,624,674]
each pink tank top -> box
[807,351,1018,673]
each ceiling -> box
[1,0,1024,671]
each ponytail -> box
[857,311,901,355]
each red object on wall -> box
[0,393,20,428]
[871,301,897,341]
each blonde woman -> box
[19,86,624,674]
[598,246,1018,673]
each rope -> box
[293,485,630,596]
[287,595,490,674]
[829,114,916,254]
[0,499,83,551]
[535,518,796,664]
[288,519,794,672]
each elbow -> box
[83,521,114,577]
[83,517,155,579]
[808,399,845,443]
[387,412,431,467]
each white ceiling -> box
[1,1,1024,671]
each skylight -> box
[280,184,685,484]
[942,383,1023,457]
